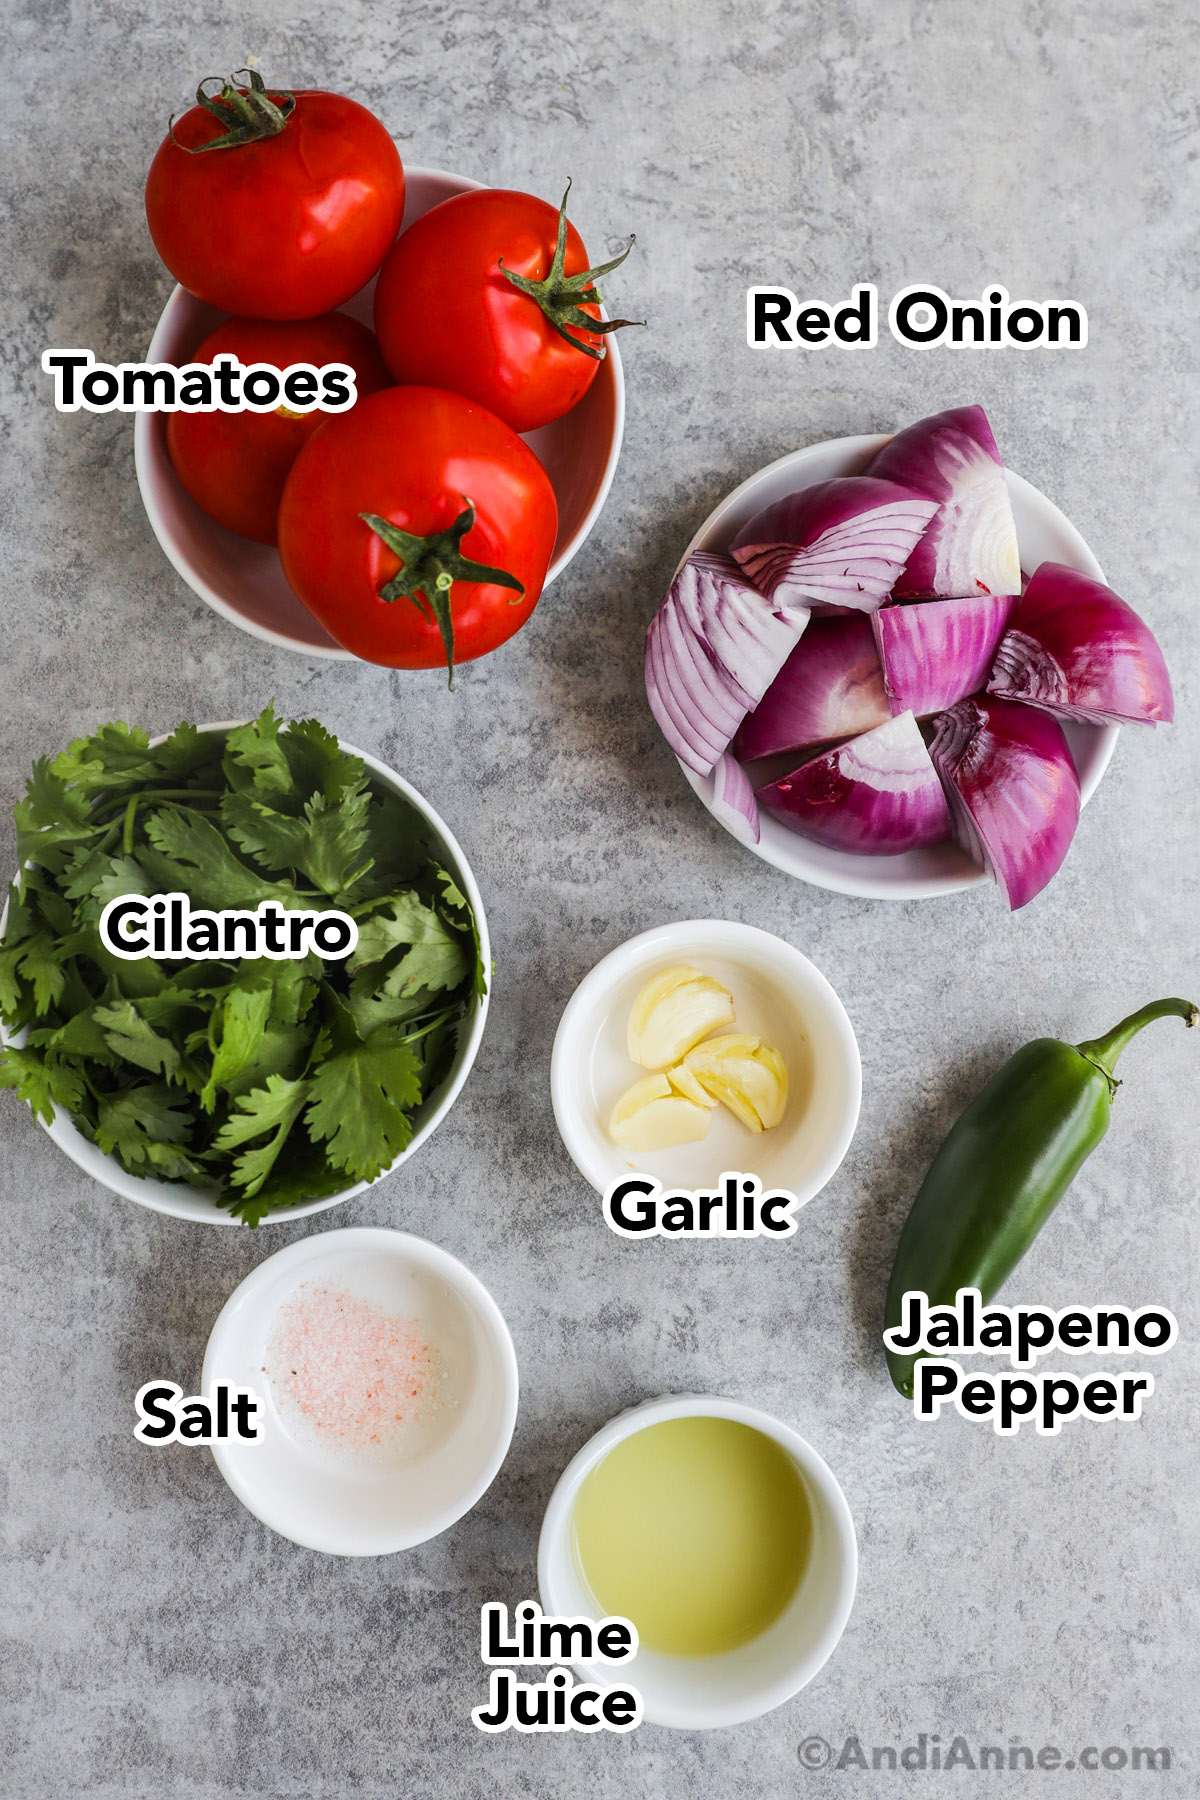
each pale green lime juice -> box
[571,1416,812,1657]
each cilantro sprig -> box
[0,708,486,1225]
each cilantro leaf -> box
[279,716,358,803]
[16,757,91,831]
[137,806,300,911]
[0,929,66,1016]
[221,706,294,798]
[222,1137,348,1226]
[437,866,488,999]
[305,1032,422,1181]
[0,1045,85,1122]
[94,999,182,1078]
[212,1072,310,1195]
[62,850,149,912]
[94,1083,196,1166]
[350,895,469,998]
[220,786,372,894]
[200,976,310,1109]
[51,722,156,796]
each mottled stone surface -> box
[2,1,1199,1793]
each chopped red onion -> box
[645,611,726,775]
[730,478,938,613]
[927,696,1080,910]
[734,615,891,760]
[711,752,760,844]
[866,405,1021,599]
[987,562,1174,726]
[757,711,952,854]
[644,553,810,776]
[873,592,1017,716]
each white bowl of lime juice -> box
[538,1392,857,1730]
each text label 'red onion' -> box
[746,284,1088,349]
[41,349,358,413]
[98,894,358,961]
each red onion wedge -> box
[645,553,810,776]
[987,562,1174,726]
[711,752,760,845]
[866,406,1021,600]
[873,592,1017,717]
[734,615,891,760]
[757,711,952,854]
[729,478,938,613]
[928,696,1080,910]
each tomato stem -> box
[359,502,525,687]
[170,69,295,152]
[499,179,642,361]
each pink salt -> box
[263,1283,440,1450]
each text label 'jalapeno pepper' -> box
[883,997,1198,1397]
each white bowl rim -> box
[0,720,490,1225]
[549,917,862,1198]
[537,1390,858,1729]
[673,431,1120,901]
[133,165,626,658]
[201,1226,519,1554]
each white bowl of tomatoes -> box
[136,157,626,662]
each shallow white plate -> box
[551,919,861,1202]
[134,167,626,656]
[675,434,1119,900]
[202,1228,518,1554]
[0,725,489,1226]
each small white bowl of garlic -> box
[550,921,861,1205]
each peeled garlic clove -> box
[627,966,736,1069]
[666,1063,719,1108]
[684,1034,789,1132]
[608,1073,714,1150]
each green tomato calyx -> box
[360,502,525,687]
[172,69,296,153]
[499,180,642,361]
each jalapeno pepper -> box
[884,997,1198,1397]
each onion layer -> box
[645,552,810,775]
[734,615,891,760]
[711,752,760,844]
[873,592,1017,717]
[866,405,1020,599]
[927,695,1080,910]
[730,478,937,612]
[757,711,952,854]
[987,561,1174,726]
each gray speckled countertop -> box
[3,2,1199,1795]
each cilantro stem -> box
[391,1007,458,1046]
[121,796,138,855]
[94,787,224,822]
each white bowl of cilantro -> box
[0,711,489,1226]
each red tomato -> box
[166,314,391,543]
[146,75,404,318]
[278,387,559,671]
[373,187,633,433]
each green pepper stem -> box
[1075,996,1198,1089]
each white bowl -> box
[0,723,489,1226]
[202,1228,518,1554]
[538,1392,857,1730]
[134,167,625,657]
[676,433,1119,900]
[550,920,860,1202]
